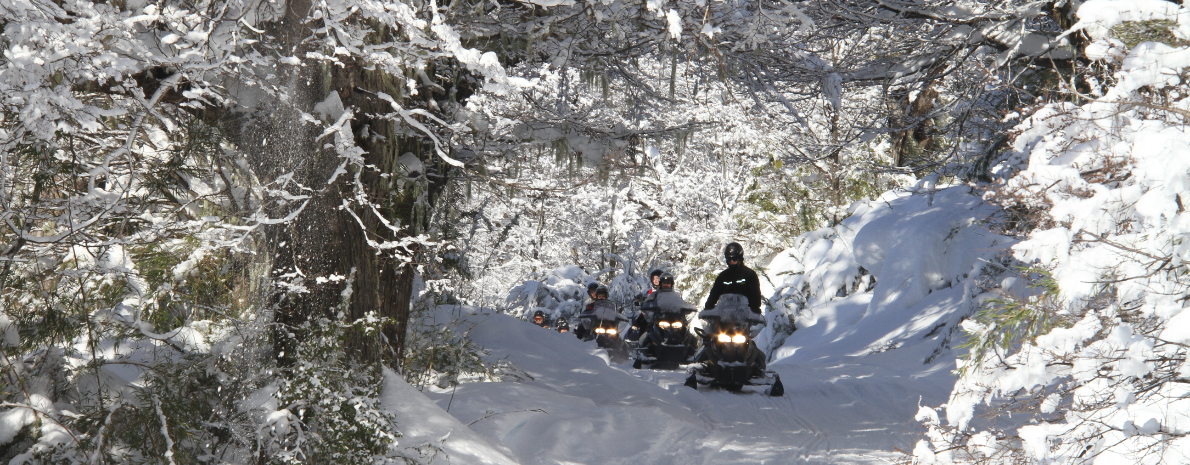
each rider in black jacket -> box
[703,242,762,314]
[695,242,768,373]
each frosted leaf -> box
[822,72,842,110]
[0,315,17,347]
[313,91,345,123]
[666,10,682,40]
[913,440,937,463]
[915,405,940,426]
[700,23,722,38]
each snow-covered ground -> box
[386,302,952,464]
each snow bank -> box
[381,368,519,464]
[764,185,1011,366]
[849,187,1006,321]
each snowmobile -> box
[591,319,630,360]
[624,310,647,342]
[579,300,631,361]
[632,310,697,370]
[628,294,660,341]
[632,288,698,370]
[683,295,784,396]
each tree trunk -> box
[329,59,466,367]
[889,85,939,171]
[389,262,418,365]
[228,0,448,368]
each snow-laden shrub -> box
[915,2,1190,462]
[262,315,402,464]
[505,265,592,320]
[504,263,656,320]
[957,266,1064,377]
[400,299,494,391]
[0,244,408,464]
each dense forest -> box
[2,0,1189,462]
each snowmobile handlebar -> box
[697,314,766,326]
[579,314,629,322]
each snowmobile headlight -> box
[607,328,617,335]
[731,334,747,344]
[672,321,683,328]
[595,328,606,334]
[658,321,671,328]
[717,333,731,343]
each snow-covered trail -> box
[409,305,953,465]
[386,188,1010,464]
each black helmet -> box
[724,242,744,263]
[587,282,599,295]
[534,310,545,318]
[649,269,664,288]
[594,285,610,299]
[659,273,675,289]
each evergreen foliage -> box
[958,267,1065,376]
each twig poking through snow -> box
[468,408,547,427]
[152,395,177,465]
[88,399,122,464]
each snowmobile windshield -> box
[589,300,619,321]
[653,290,695,314]
[699,294,764,325]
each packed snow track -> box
[385,305,956,465]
